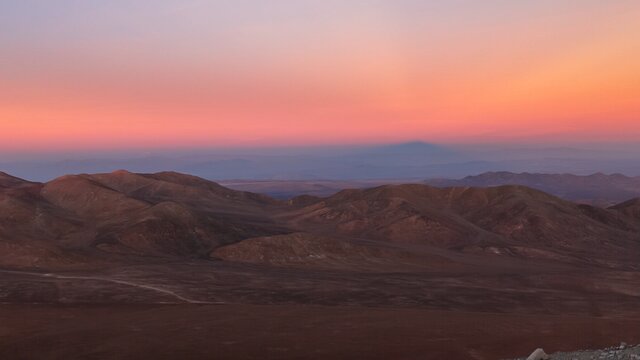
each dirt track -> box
[0,269,216,304]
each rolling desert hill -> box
[218,179,406,199]
[610,197,640,220]
[0,170,287,268]
[282,184,640,266]
[426,171,640,205]
[2,170,640,269]
[219,171,640,206]
[1,170,640,268]
[0,171,37,188]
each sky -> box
[1,0,640,153]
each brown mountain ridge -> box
[426,171,640,205]
[1,170,640,269]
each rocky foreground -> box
[511,343,640,360]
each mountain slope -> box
[0,172,35,188]
[212,232,453,270]
[426,171,640,205]
[609,198,640,220]
[2,170,640,269]
[0,171,287,267]
[284,184,640,263]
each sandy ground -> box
[2,304,640,360]
[2,246,640,360]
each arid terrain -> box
[509,343,640,360]
[219,171,640,206]
[218,179,409,199]
[2,170,640,359]
[426,171,640,206]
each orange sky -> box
[1,1,639,151]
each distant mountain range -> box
[218,179,406,199]
[426,171,640,206]
[3,141,640,182]
[220,171,640,205]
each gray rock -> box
[508,344,640,360]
